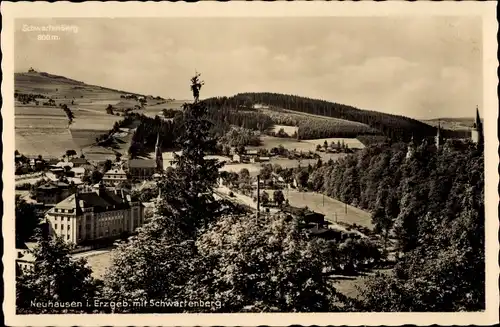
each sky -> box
[14,17,482,119]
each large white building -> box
[102,167,128,186]
[44,183,144,245]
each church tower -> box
[406,134,416,159]
[471,106,483,145]
[435,121,443,150]
[155,132,163,172]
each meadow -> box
[14,72,138,159]
[302,137,365,149]
[271,124,298,136]
[247,135,361,159]
[284,189,373,228]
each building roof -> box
[246,150,259,155]
[50,188,133,215]
[37,181,69,190]
[71,167,85,174]
[16,249,35,263]
[68,177,83,185]
[104,168,127,176]
[128,159,156,168]
[70,158,88,165]
[56,161,74,168]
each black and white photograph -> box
[2,2,498,326]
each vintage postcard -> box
[2,1,499,326]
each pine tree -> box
[157,74,224,236]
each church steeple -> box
[155,131,163,172]
[406,134,416,159]
[471,105,483,146]
[435,121,442,149]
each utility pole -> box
[322,193,325,207]
[345,202,347,214]
[256,174,260,218]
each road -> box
[216,185,279,214]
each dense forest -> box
[205,105,274,137]
[291,138,485,311]
[128,114,183,158]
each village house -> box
[127,159,157,180]
[247,150,259,163]
[36,181,71,206]
[70,157,89,167]
[102,168,128,186]
[232,154,244,163]
[44,182,144,245]
[56,161,74,169]
[16,242,36,274]
[272,173,286,188]
[70,166,86,179]
[48,166,65,178]
[233,150,260,163]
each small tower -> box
[471,105,483,145]
[435,121,443,150]
[155,132,163,172]
[406,134,416,159]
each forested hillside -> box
[300,139,484,311]
[204,93,461,142]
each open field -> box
[16,129,78,157]
[220,155,345,176]
[73,248,114,279]
[249,135,364,152]
[285,189,373,228]
[15,105,67,117]
[302,138,365,149]
[272,124,298,136]
[14,72,140,158]
[332,268,394,300]
[249,135,315,151]
[422,117,475,130]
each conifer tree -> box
[157,73,224,236]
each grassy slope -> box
[15,72,143,158]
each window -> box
[67,225,70,231]
[67,235,70,240]
[54,224,58,230]
[55,208,58,213]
